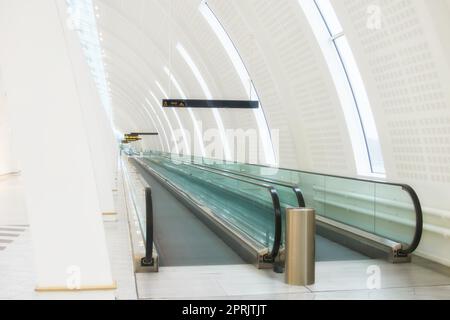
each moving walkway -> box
[183,155,423,262]
[128,151,423,271]
[141,152,423,264]
[132,156,286,268]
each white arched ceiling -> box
[101,0,221,156]
[97,0,224,157]
[109,95,158,151]
[103,45,174,152]
[98,7,185,152]
[92,0,450,175]
[96,0,279,162]
[94,0,450,181]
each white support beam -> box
[0,0,114,291]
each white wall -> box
[331,0,450,265]
[0,67,18,175]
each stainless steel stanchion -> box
[285,208,316,286]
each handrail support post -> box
[141,187,155,267]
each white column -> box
[0,68,18,175]
[0,0,114,290]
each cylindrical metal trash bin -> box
[285,208,316,286]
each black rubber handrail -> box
[293,187,306,208]
[216,161,423,256]
[209,159,423,256]
[141,187,155,267]
[126,159,155,267]
[267,188,282,263]
[150,152,423,256]
[142,156,283,264]
[397,185,423,256]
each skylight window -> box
[299,0,385,175]
[199,2,276,166]
[176,43,232,161]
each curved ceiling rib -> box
[155,80,190,154]
[111,104,143,133]
[176,42,232,161]
[105,63,164,137]
[100,35,177,154]
[109,91,161,150]
[144,97,171,152]
[106,66,170,151]
[98,29,178,152]
[96,0,202,155]
[110,90,164,151]
[163,66,206,157]
[111,88,164,149]
[108,83,153,130]
[111,82,165,151]
[149,90,180,154]
[97,0,240,160]
[199,1,276,165]
[108,71,171,151]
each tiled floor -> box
[0,226,28,251]
[134,261,450,300]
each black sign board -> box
[130,132,159,136]
[123,133,142,143]
[162,99,259,109]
